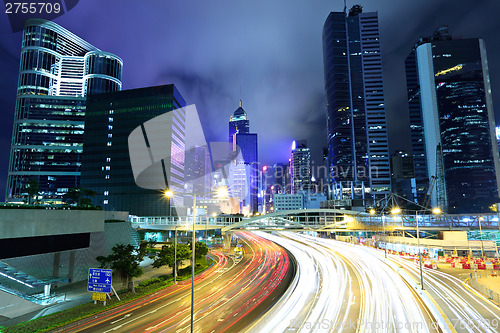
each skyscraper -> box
[390,150,416,203]
[322,5,391,201]
[6,19,122,202]
[80,85,186,216]
[228,101,258,213]
[229,100,249,141]
[185,145,211,195]
[406,26,500,212]
[290,140,311,194]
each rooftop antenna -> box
[344,0,347,14]
[239,85,242,107]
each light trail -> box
[388,251,500,333]
[249,232,440,333]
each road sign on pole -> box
[88,268,112,293]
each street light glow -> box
[369,209,376,215]
[432,207,441,215]
[216,186,229,198]
[344,215,354,223]
[164,189,174,198]
[391,207,401,215]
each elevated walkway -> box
[130,210,500,232]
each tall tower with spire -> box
[228,100,258,213]
[229,100,250,141]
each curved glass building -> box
[7,19,122,203]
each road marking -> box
[110,313,132,325]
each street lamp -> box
[391,207,401,215]
[416,210,424,290]
[164,190,174,217]
[381,210,387,258]
[164,190,177,283]
[174,225,178,284]
[479,216,485,258]
[167,186,229,333]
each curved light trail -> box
[249,231,439,333]
[55,231,293,333]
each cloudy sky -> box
[0,0,499,198]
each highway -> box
[55,231,294,333]
[249,232,440,332]
[388,252,500,332]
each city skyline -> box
[1,1,500,199]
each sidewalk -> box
[0,258,179,327]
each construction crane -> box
[423,176,436,209]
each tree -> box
[63,188,98,208]
[193,241,209,260]
[96,243,147,292]
[63,188,81,205]
[80,188,97,207]
[26,178,40,205]
[152,243,191,279]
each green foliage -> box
[1,260,211,333]
[96,244,146,290]
[194,241,209,259]
[63,188,98,208]
[152,243,191,269]
[26,178,40,205]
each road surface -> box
[249,232,439,332]
[55,231,294,333]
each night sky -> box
[1,0,499,199]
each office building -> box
[273,193,304,212]
[229,100,249,141]
[322,5,391,201]
[229,101,258,213]
[80,85,186,216]
[391,150,415,179]
[290,140,312,194]
[405,26,500,212]
[6,19,122,202]
[185,145,211,195]
[390,150,416,203]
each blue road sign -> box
[88,268,112,293]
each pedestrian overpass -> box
[129,209,500,233]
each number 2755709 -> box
[5,2,62,14]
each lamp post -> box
[416,210,424,290]
[478,216,485,259]
[382,211,387,258]
[164,186,228,333]
[164,190,177,284]
[174,225,177,284]
[390,207,401,258]
[190,194,196,333]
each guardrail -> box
[469,274,500,304]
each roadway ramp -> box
[0,290,43,319]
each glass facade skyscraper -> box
[228,101,258,213]
[229,100,250,141]
[406,27,500,212]
[322,6,391,200]
[6,19,122,202]
[290,140,311,194]
[81,85,186,216]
